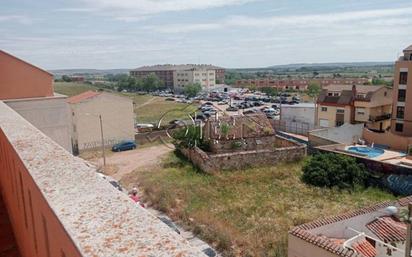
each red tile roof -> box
[367,216,406,243]
[352,239,377,257]
[289,196,412,257]
[67,91,101,104]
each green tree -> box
[62,75,72,82]
[301,153,367,189]
[261,87,278,97]
[142,73,164,92]
[184,83,202,97]
[307,82,321,99]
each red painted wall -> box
[0,130,82,257]
[0,50,53,100]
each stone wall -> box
[181,136,306,173]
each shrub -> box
[301,153,367,189]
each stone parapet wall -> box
[181,137,306,174]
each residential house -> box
[67,91,134,154]
[288,196,412,257]
[317,85,392,131]
[0,50,72,152]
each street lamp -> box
[85,113,106,167]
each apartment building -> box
[317,84,392,131]
[130,64,224,90]
[0,50,72,152]
[391,45,412,136]
[235,78,370,91]
[174,68,216,92]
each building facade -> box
[130,64,224,91]
[391,45,412,136]
[67,91,135,153]
[0,50,72,153]
[235,78,370,91]
[317,85,392,131]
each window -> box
[397,106,405,119]
[333,93,339,96]
[321,107,327,112]
[356,108,365,115]
[328,92,333,96]
[337,109,345,114]
[395,123,404,132]
[398,89,406,102]
[400,72,408,84]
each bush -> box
[301,153,367,189]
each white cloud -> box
[0,15,32,25]
[79,0,258,14]
[149,5,412,33]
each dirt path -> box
[135,97,157,109]
[94,144,173,180]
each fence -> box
[271,120,313,136]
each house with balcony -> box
[362,44,412,151]
[317,84,392,132]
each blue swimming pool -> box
[347,146,385,158]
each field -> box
[124,153,396,257]
[54,82,100,96]
[54,83,198,124]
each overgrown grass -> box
[133,97,198,124]
[54,82,99,96]
[134,153,395,257]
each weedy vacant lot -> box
[54,82,99,96]
[129,153,395,257]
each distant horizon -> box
[2,0,411,69]
[48,60,395,72]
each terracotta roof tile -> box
[67,90,101,104]
[352,239,377,257]
[366,216,406,243]
[289,196,412,257]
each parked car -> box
[203,102,213,106]
[243,109,259,115]
[226,106,239,111]
[112,140,137,152]
[165,98,175,101]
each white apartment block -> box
[174,68,216,92]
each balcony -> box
[369,113,392,122]
[0,101,206,257]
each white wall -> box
[4,94,72,153]
[71,93,134,151]
[281,104,315,128]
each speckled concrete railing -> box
[0,101,206,257]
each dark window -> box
[398,89,406,102]
[395,123,404,132]
[321,107,327,112]
[337,109,345,114]
[400,72,408,84]
[397,106,405,119]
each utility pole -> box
[406,203,412,257]
[99,115,106,167]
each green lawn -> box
[122,153,396,257]
[54,82,99,96]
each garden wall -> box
[181,136,306,174]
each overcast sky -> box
[1,0,412,69]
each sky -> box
[1,0,412,69]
